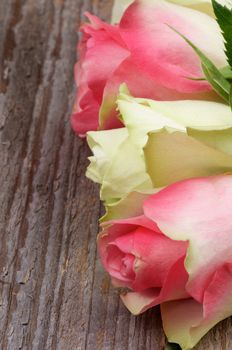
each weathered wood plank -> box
[0,1,231,349]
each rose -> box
[72,0,226,136]
[98,175,232,350]
[71,0,226,136]
[86,88,232,210]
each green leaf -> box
[169,25,231,102]
[201,63,229,101]
[220,65,232,79]
[212,0,232,68]
[229,84,232,110]
[186,66,232,83]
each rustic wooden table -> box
[0,1,232,349]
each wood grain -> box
[0,1,231,349]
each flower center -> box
[106,245,136,282]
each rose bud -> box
[98,215,189,309]
[98,175,232,349]
[71,0,226,136]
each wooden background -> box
[0,1,232,349]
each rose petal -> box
[86,128,128,184]
[144,175,232,302]
[121,255,189,314]
[99,136,153,202]
[161,263,232,349]
[145,130,232,187]
[161,299,203,350]
[71,13,128,135]
[101,190,156,222]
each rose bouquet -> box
[71,0,232,349]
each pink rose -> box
[71,0,226,136]
[98,175,232,349]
